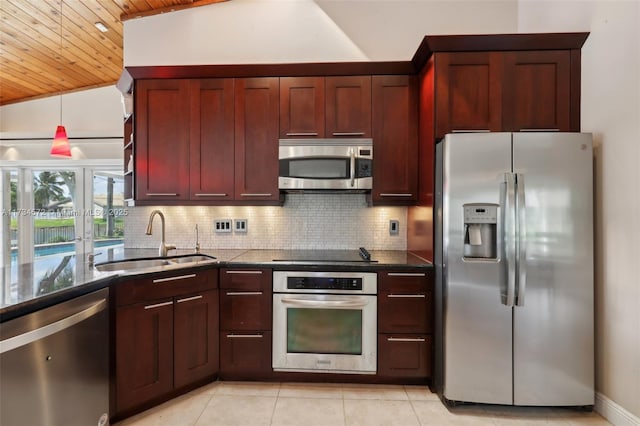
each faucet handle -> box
[87,252,103,265]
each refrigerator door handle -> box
[515,173,527,306]
[501,172,517,307]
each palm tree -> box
[33,172,65,210]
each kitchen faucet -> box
[194,224,200,254]
[145,210,176,257]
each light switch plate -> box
[234,219,248,233]
[214,219,232,233]
[389,219,399,235]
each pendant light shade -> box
[51,125,72,157]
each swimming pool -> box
[10,239,124,260]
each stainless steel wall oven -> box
[272,271,377,374]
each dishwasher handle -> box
[0,298,107,354]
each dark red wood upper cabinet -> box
[371,75,419,205]
[235,78,280,201]
[189,79,235,201]
[434,52,502,138]
[434,50,574,138]
[501,50,571,132]
[136,79,190,201]
[279,77,325,138]
[325,76,372,138]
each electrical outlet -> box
[389,219,400,235]
[214,219,232,233]
[234,219,248,233]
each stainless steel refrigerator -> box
[434,132,594,407]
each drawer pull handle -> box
[153,274,196,283]
[225,270,263,275]
[286,132,318,136]
[240,193,272,197]
[387,272,426,277]
[226,334,263,338]
[379,193,413,197]
[225,292,263,296]
[387,294,426,298]
[177,295,203,304]
[146,193,178,196]
[387,337,426,342]
[332,132,365,136]
[144,301,173,310]
[194,193,227,197]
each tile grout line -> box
[191,393,214,426]
[268,382,282,426]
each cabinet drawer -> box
[116,269,217,307]
[220,331,272,377]
[220,268,271,291]
[378,270,432,293]
[378,291,431,334]
[220,289,272,331]
[378,334,432,378]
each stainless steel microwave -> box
[278,139,373,191]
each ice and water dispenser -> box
[463,203,498,259]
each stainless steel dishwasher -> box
[1,288,110,426]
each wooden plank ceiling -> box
[0,0,226,106]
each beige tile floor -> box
[115,381,611,426]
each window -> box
[1,165,125,304]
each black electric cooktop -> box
[272,248,375,263]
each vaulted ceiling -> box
[0,0,227,106]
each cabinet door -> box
[280,77,325,138]
[190,79,235,201]
[502,50,571,132]
[174,290,219,389]
[378,334,431,378]
[434,52,502,138]
[326,76,371,137]
[372,75,419,204]
[136,79,190,201]
[115,300,174,414]
[235,78,280,201]
[220,331,272,378]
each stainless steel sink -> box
[169,254,217,264]
[95,258,173,272]
[94,254,217,272]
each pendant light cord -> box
[59,0,63,124]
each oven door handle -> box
[280,297,369,308]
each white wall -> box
[124,0,517,65]
[0,86,124,161]
[0,86,123,137]
[518,1,640,422]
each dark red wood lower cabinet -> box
[174,290,219,389]
[378,334,432,378]
[220,331,272,378]
[115,301,174,413]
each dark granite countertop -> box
[1,248,431,322]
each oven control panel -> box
[287,277,362,291]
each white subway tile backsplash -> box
[124,194,407,250]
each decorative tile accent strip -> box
[124,194,407,250]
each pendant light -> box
[50,0,71,158]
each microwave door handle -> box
[350,148,356,188]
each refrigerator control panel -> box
[463,204,498,224]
